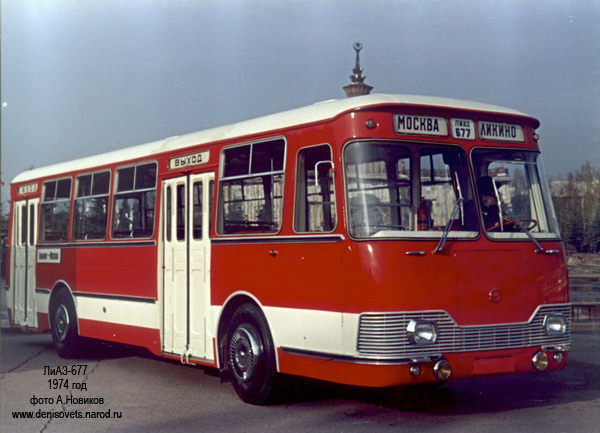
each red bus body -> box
[6,94,570,402]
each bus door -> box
[12,198,39,328]
[162,173,214,362]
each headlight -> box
[407,320,438,345]
[543,314,566,335]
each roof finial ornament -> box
[351,42,365,83]
[344,41,373,97]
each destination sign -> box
[394,114,448,136]
[18,183,38,195]
[451,118,475,140]
[479,121,524,142]
[38,248,61,264]
[169,150,210,170]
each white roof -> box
[12,94,534,184]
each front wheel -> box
[227,304,278,404]
[50,290,84,358]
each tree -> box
[586,207,600,253]
[0,200,8,238]
[552,163,600,252]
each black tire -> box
[50,290,83,358]
[226,303,278,405]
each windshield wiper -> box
[433,198,463,254]
[511,219,550,253]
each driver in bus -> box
[477,176,502,230]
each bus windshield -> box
[472,149,560,240]
[344,141,479,239]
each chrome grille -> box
[357,305,571,359]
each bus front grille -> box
[357,304,572,358]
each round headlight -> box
[544,314,566,335]
[407,320,438,345]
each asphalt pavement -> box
[1,325,600,433]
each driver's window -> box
[482,161,542,233]
[472,149,559,238]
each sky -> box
[2,0,599,210]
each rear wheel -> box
[227,304,278,404]
[50,290,83,358]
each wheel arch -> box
[48,280,79,335]
[215,292,277,371]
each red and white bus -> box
[6,94,570,404]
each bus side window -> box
[209,180,214,235]
[218,139,285,235]
[192,181,202,239]
[112,162,157,239]
[40,178,72,242]
[73,171,110,240]
[176,184,185,241]
[20,204,28,246]
[165,186,172,242]
[294,145,337,232]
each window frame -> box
[293,143,338,234]
[39,177,73,243]
[343,139,480,240]
[72,169,111,241]
[111,161,158,240]
[470,146,561,242]
[217,137,287,236]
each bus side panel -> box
[72,245,159,352]
[36,249,77,294]
[35,245,158,347]
[211,241,344,311]
[211,240,347,359]
[78,318,162,356]
[74,245,158,299]
[37,245,157,298]
[37,311,50,331]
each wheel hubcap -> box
[230,326,262,382]
[54,304,70,342]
